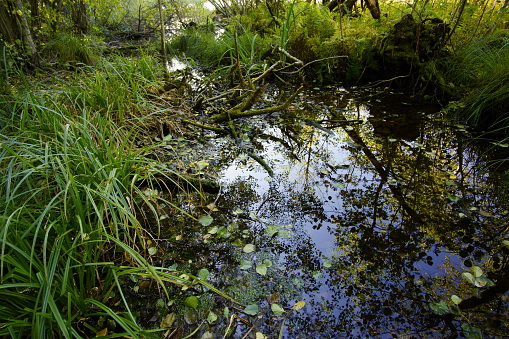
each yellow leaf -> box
[16,9,23,16]
[96,328,108,337]
[255,332,267,339]
[292,300,306,310]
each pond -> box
[147,85,509,338]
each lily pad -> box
[292,300,306,310]
[271,303,286,316]
[199,215,214,227]
[256,263,268,276]
[243,244,255,253]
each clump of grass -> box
[0,58,212,337]
[440,35,509,130]
[43,32,102,66]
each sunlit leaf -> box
[461,323,483,339]
[256,264,267,276]
[266,225,279,237]
[243,244,255,253]
[344,126,354,131]
[233,208,243,215]
[462,272,476,285]
[208,226,218,234]
[263,259,273,268]
[323,261,332,268]
[243,304,259,315]
[207,203,218,211]
[451,295,462,305]
[430,301,450,315]
[96,328,108,337]
[255,332,267,339]
[195,160,209,170]
[239,260,252,270]
[224,307,230,319]
[198,268,210,281]
[472,266,483,278]
[148,247,157,256]
[332,183,346,189]
[199,215,214,226]
[271,303,285,315]
[292,300,306,310]
[388,138,397,142]
[184,296,200,309]
[207,311,218,324]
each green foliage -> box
[43,32,102,66]
[0,58,198,337]
[63,53,165,123]
[440,35,509,130]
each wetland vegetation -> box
[1,0,509,338]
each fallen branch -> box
[211,86,303,123]
[181,119,227,134]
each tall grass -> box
[440,35,509,130]
[0,56,207,337]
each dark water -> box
[153,86,509,338]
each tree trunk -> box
[72,0,88,33]
[364,0,380,19]
[0,1,20,42]
[13,0,40,67]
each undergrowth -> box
[0,55,216,337]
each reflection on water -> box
[160,87,509,338]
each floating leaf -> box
[461,323,483,339]
[263,259,273,268]
[224,307,230,319]
[265,225,279,237]
[233,208,243,215]
[208,226,218,234]
[195,160,209,170]
[271,303,286,315]
[430,300,450,315]
[198,215,214,227]
[216,226,230,238]
[472,266,483,278]
[243,304,259,315]
[388,138,397,142]
[184,296,199,309]
[201,331,214,339]
[292,300,306,310]
[243,244,255,253]
[198,268,210,281]
[207,311,218,324]
[148,247,158,256]
[255,332,268,339]
[239,260,252,270]
[451,295,462,305]
[462,272,476,285]
[332,183,346,189]
[323,261,332,268]
[312,271,323,279]
[160,313,176,328]
[256,264,268,276]
[477,210,494,217]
